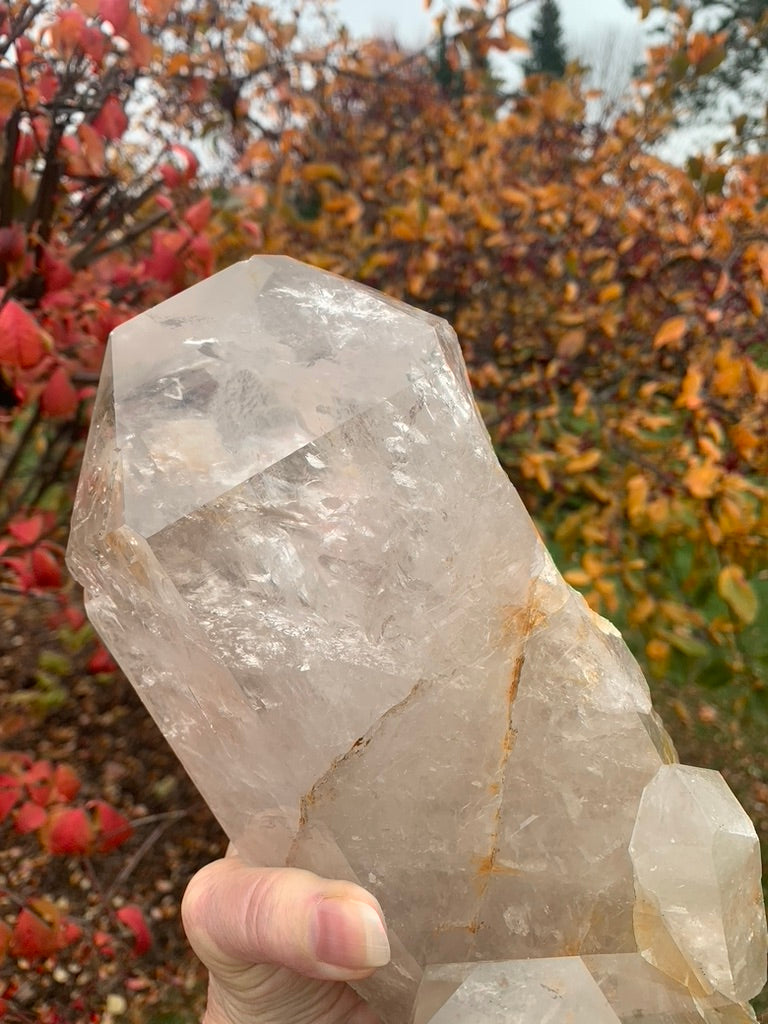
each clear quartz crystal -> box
[629,764,768,1002]
[67,256,767,1024]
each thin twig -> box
[105,810,188,903]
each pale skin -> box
[182,856,390,1024]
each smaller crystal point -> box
[629,764,768,1002]
[413,955,760,1024]
[412,958,621,1023]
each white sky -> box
[333,0,643,51]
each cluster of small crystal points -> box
[67,257,767,1024]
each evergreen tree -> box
[524,0,568,78]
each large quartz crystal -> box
[67,256,767,1023]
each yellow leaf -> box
[653,315,688,350]
[476,206,503,231]
[646,638,670,663]
[629,594,655,626]
[564,568,591,587]
[745,285,763,317]
[556,310,585,327]
[626,474,649,521]
[302,163,346,184]
[712,341,744,397]
[565,449,601,473]
[683,459,720,498]
[598,282,623,303]
[717,565,758,624]
[677,364,703,409]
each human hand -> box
[182,855,390,1024]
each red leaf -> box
[60,919,83,946]
[1,554,34,590]
[0,774,21,821]
[53,763,81,802]
[81,25,107,62]
[8,514,46,546]
[14,800,48,834]
[93,95,128,140]
[44,806,93,855]
[99,0,129,32]
[42,251,74,291]
[41,366,78,418]
[87,644,117,674]
[0,301,48,368]
[0,920,12,960]
[184,196,211,233]
[0,226,25,266]
[32,546,62,589]
[14,127,35,163]
[91,800,133,852]
[122,11,152,67]
[116,905,151,956]
[23,761,52,805]
[10,908,58,959]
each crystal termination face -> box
[67,256,767,1024]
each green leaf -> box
[661,630,711,659]
[717,565,758,625]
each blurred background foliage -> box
[0,0,766,709]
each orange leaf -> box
[49,8,86,59]
[145,0,176,21]
[556,328,586,358]
[729,424,758,462]
[677,363,704,409]
[653,316,687,350]
[0,72,21,126]
[598,282,623,303]
[77,122,105,175]
[712,342,744,397]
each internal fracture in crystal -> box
[67,256,767,1024]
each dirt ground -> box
[1,590,766,1022]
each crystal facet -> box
[67,256,767,1024]
[413,955,758,1024]
[629,764,767,1002]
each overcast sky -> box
[333,0,642,51]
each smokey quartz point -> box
[67,256,767,1024]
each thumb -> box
[182,857,389,1024]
